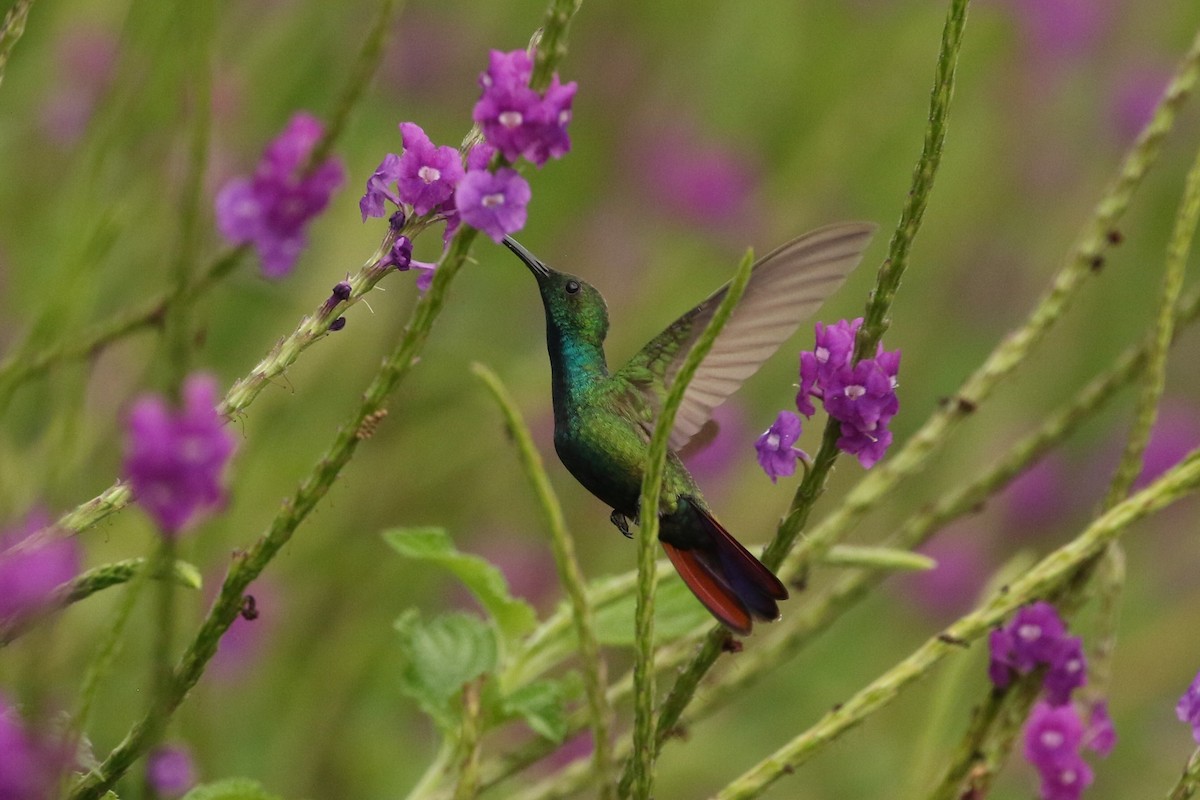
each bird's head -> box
[503,237,609,345]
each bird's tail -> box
[660,503,788,635]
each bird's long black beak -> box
[502,236,551,279]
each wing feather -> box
[614,222,876,451]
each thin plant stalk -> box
[780,22,1200,585]
[472,362,616,799]
[716,450,1200,799]
[631,1,973,786]
[66,0,584,791]
[0,0,32,90]
[1170,747,1200,800]
[629,247,755,800]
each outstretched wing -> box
[613,222,876,452]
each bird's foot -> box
[610,510,634,539]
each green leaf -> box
[394,609,498,730]
[592,578,710,646]
[180,778,281,800]
[501,679,569,742]
[383,527,537,641]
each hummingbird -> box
[503,223,875,634]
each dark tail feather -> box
[662,541,754,635]
[662,504,788,634]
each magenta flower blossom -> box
[215,113,345,278]
[796,318,900,468]
[147,745,197,798]
[635,125,757,228]
[0,696,73,799]
[989,601,1070,683]
[397,122,465,216]
[359,152,403,221]
[1024,701,1085,772]
[754,410,806,483]
[124,374,237,536]
[0,511,80,626]
[1037,752,1093,800]
[1084,702,1116,757]
[455,168,531,243]
[1043,636,1088,706]
[1178,670,1200,743]
[473,49,577,166]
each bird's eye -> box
[565,280,581,295]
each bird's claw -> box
[610,510,634,539]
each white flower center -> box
[1060,769,1077,785]
[482,192,506,209]
[1041,730,1064,749]
[1017,623,1042,641]
[845,384,865,399]
[499,110,523,129]
[1065,658,1082,673]
[766,433,780,449]
[558,109,571,125]
[418,165,441,184]
[815,346,830,363]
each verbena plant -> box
[2,0,1200,798]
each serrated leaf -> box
[180,778,281,800]
[592,577,710,646]
[502,679,568,742]
[383,527,537,641]
[394,609,498,731]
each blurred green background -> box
[2,0,1200,797]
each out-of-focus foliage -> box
[1,0,1199,797]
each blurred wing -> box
[613,222,876,451]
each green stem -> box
[779,20,1200,585]
[472,363,616,799]
[640,0,973,781]
[716,451,1200,799]
[0,556,201,646]
[1169,747,1200,800]
[0,0,32,90]
[628,248,755,800]
[851,0,968,363]
[452,679,484,800]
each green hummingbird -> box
[503,223,875,634]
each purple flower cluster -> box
[123,374,237,536]
[0,511,80,627]
[0,696,73,799]
[990,602,1115,800]
[797,318,900,469]
[216,113,346,278]
[1178,670,1200,743]
[754,410,808,483]
[359,49,575,252]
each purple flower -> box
[215,113,345,278]
[0,511,81,625]
[796,318,900,468]
[397,122,464,216]
[1177,669,1200,743]
[1003,454,1072,535]
[411,260,438,293]
[472,49,577,166]
[1024,701,1085,772]
[754,410,806,483]
[454,168,531,243]
[0,697,73,799]
[523,75,577,167]
[1038,752,1094,800]
[988,601,1070,685]
[359,152,403,221]
[1043,636,1088,706]
[381,235,414,271]
[147,745,197,798]
[124,374,237,536]
[896,530,990,620]
[683,402,749,484]
[466,141,497,171]
[1084,701,1116,757]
